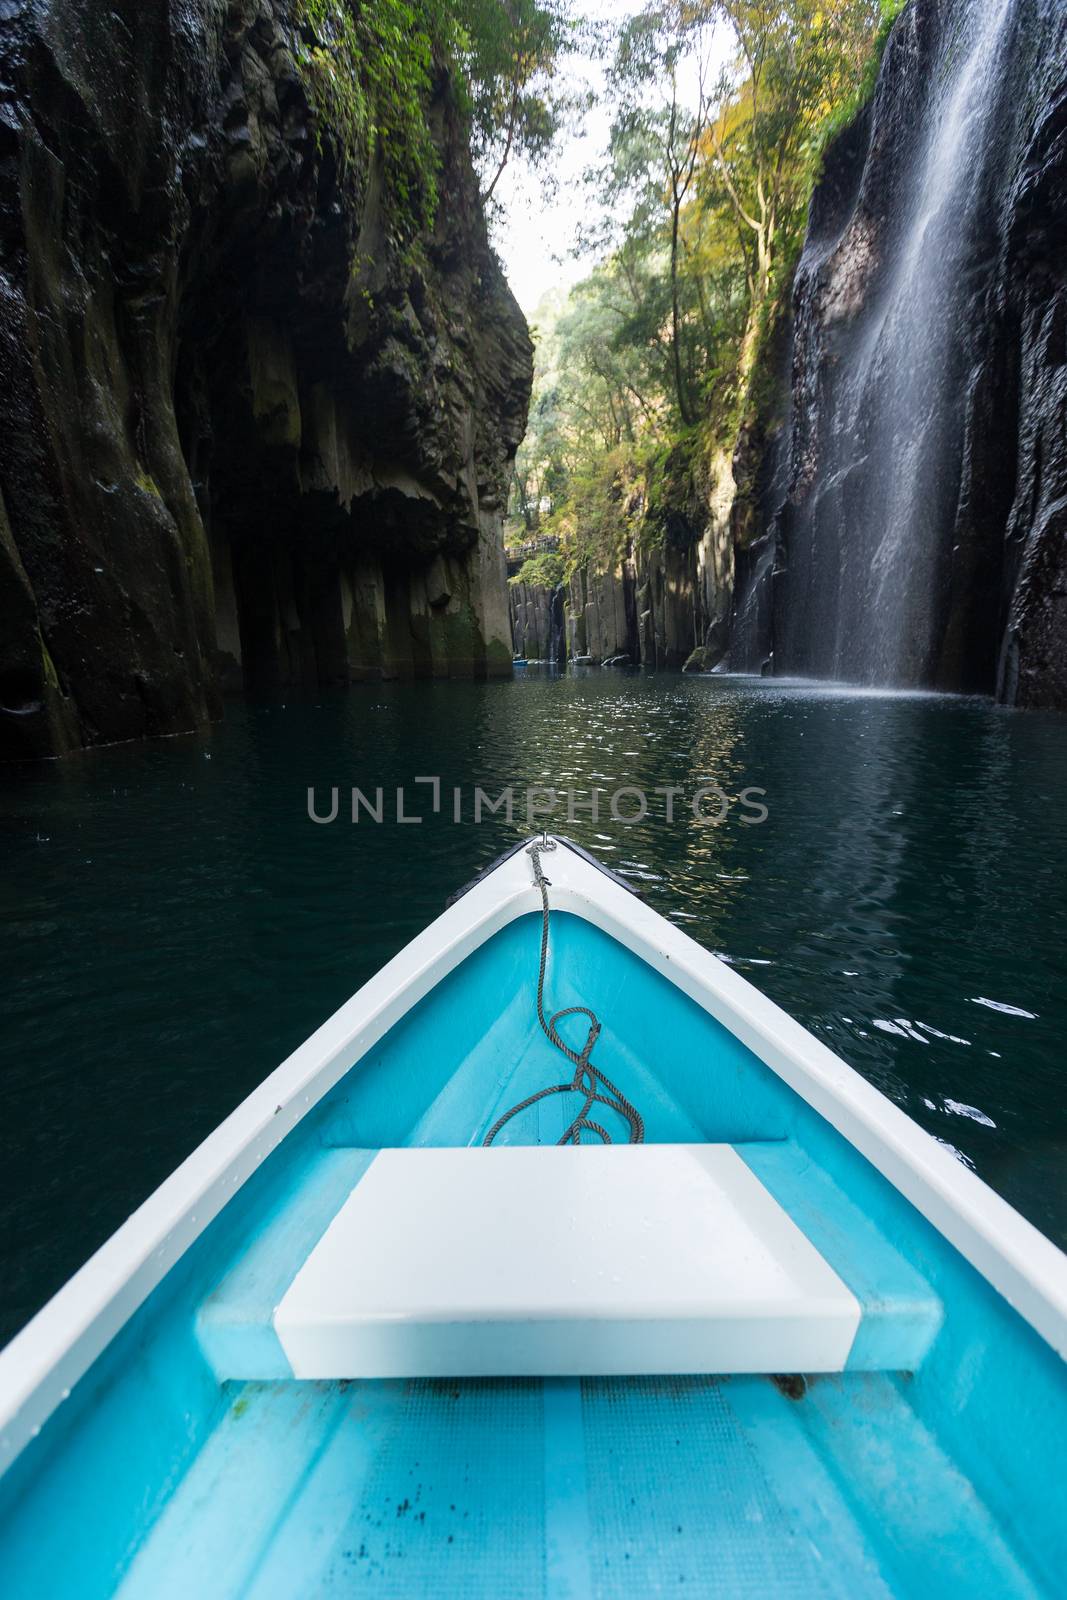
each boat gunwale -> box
[0,834,1065,1477]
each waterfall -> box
[727,532,776,674]
[549,583,566,667]
[778,0,1018,687]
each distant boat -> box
[0,836,1063,1595]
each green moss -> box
[432,600,482,672]
[133,470,162,498]
[546,447,644,580]
[485,636,514,676]
[293,0,444,243]
[40,636,61,692]
[814,0,910,166]
[639,428,711,554]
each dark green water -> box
[2,670,1065,1345]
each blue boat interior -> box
[0,911,1063,1597]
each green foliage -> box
[512,1,899,569]
[702,4,884,310]
[815,0,911,157]
[510,550,564,588]
[544,447,646,577]
[293,1,440,240]
[454,0,578,205]
[642,430,705,550]
[293,0,574,242]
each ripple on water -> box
[0,669,1065,1342]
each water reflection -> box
[1,669,1065,1343]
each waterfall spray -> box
[779,0,1018,687]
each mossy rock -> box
[644,432,708,551]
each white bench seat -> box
[273,1145,862,1377]
[198,1142,943,1380]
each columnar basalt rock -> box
[510,439,739,673]
[509,579,556,662]
[514,529,732,673]
[0,0,531,759]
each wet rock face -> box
[995,5,1067,708]
[509,580,564,664]
[0,1,531,759]
[767,0,1067,705]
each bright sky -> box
[490,6,615,318]
[491,130,604,318]
[491,1,730,318]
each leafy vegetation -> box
[509,1,895,573]
[510,550,565,588]
[294,0,437,236]
[458,0,580,207]
[815,0,912,154]
[293,0,574,241]
[293,4,905,586]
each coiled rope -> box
[483,838,645,1146]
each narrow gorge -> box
[3,0,1066,768]
[0,1,532,762]
[512,0,1067,710]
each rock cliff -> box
[508,442,735,672]
[763,0,1067,704]
[0,0,531,760]
[513,0,1067,707]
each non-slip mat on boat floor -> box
[118,1377,899,1599]
[582,1377,854,1597]
[314,1379,546,1596]
[310,1376,878,1598]
[117,1373,1040,1598]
